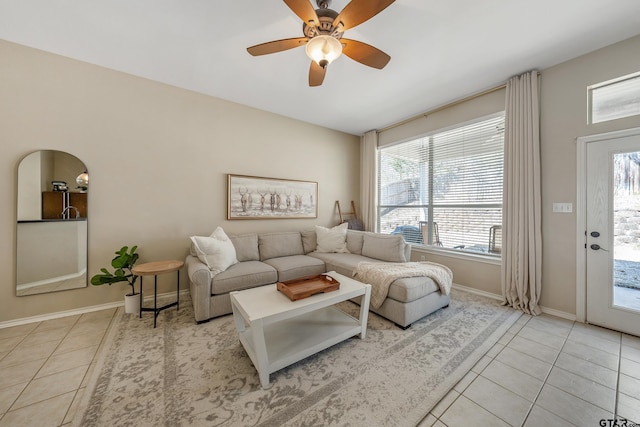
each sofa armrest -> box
[185,255,212,322]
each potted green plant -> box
[91,245,140,314]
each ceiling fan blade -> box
[283,0,319,26]
[247,37,308,56]
[341,38,390,69]
[333,0,395,31]
[309,61,326,86]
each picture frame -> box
[227,174,318,219]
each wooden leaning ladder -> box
[336,200,358,224]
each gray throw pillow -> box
[230,233,259,262]
[361,233,406,262]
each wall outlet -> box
[420,255,426,261]
[553,202,573,213]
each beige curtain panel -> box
[360,130,378,231]
[502,70,543,315]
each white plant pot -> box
[124,293,141,315]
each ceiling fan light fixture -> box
[305,35,342,68]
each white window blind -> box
[378,114,504,256]
[589,71,640,124]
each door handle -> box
[590,231,600,237]
[590,244,609,252]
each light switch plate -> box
[553,203,573,213]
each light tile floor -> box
[422,313,640,427]
[0,309,117,426]
[1,308,639,426]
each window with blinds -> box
[378,113,505,256]
[589,71,640,124]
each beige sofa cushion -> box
[301,229,367,255]
[387,277,440,303]
[264,255,325,282]
[230,233,259,262]
[211,261,277,295]
[258,232,304,261]
[301,230,317,254]
[346,230,365,255]
[362,233,406,262]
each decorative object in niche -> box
[227,174,318,219]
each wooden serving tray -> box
[276,274,340,301]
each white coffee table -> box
[230,271,371,388]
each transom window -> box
[589,71,640,124]
[377,114,505,256]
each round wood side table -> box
[132,260,184,328]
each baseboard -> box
[539,306,577,321]
[452,283,577,321]
[0,289,190,330]
[452,283,503,301]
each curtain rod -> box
[378,83,507,133]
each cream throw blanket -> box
[353,261,453,309]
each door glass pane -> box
[613,151,640,311]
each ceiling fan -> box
[247,0,395,87]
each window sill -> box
[411,245,502,266]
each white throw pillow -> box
[315,222,349,253]
[190,227,238,275]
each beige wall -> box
[0,40,360,323]
[539,34,640,315]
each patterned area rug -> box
[75,289,521,427]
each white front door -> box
[585,130,640,336]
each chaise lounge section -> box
[186,229,450,328]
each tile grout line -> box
[478,315,540,427]
[500,315,560,427]
[60,386,82,427]
[476,316,534,426]
[3,316,82,419]
[423,314,521,425]
[0,311,117,426]
[59,309,120,426]
[0,323,40,365]
[525,320,628,425]
[614,333,622,422]
[432,314,533,427]
[519,316,576,427]
[0,321,45,422]
[0,325,36,423]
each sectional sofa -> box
[186,229,451,328]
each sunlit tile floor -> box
[1,307,639,427]
[423,314,640,427]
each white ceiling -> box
[1,0,640,135]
